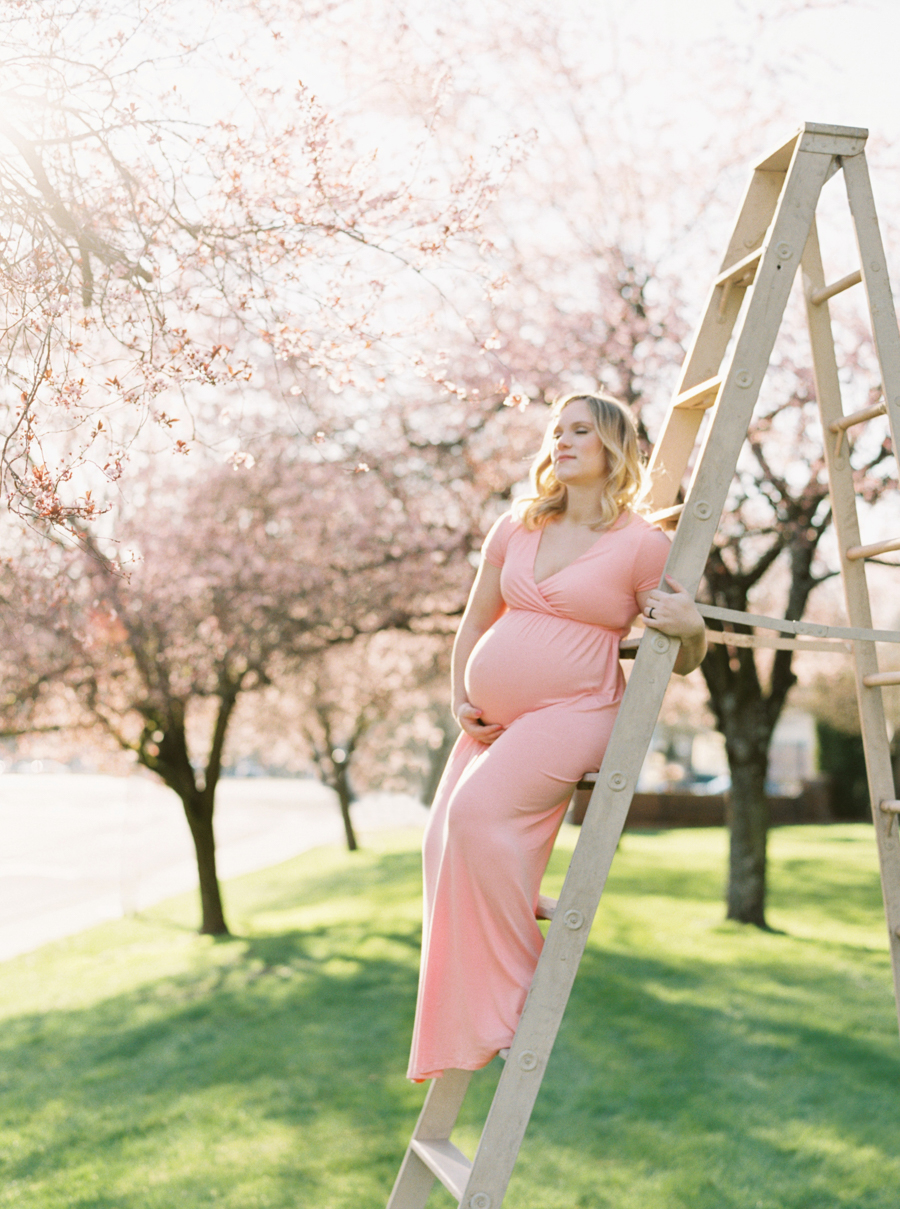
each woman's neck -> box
[559,484,613,528]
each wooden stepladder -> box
[387,122,900,1209]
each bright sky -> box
[617,0,900,140]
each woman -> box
[407,392,706,1083]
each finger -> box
[474,727,504,745]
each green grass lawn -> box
[1,824,897,1209]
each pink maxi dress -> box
[406,509,670,1082]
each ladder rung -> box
[810,269,863,306]
[647,504,684,528]
[536,895,557,921]
[715,248,762,288]
[618,637,640,659]
[674,376,722,410]
[409,1139,472,1201]
[697,603,900,645]
[863,671,900,687]
[829,401,888,432]
[705,629,851,654]
[880,801,900,815]
[846,537,900,561]
[576,773,598,791]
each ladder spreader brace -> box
[387,122,900,1209]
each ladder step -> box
[647,503,684,528]
[706,629,851,654]
[575,773,598,791]
[830,401,888,433]
[846,537,900,561]
[716,250,763,315]
[408,1139,473,1201]
[674,376,722,410]
[618,637,640,659]
[863,671,900,687]
[880,801,900,815]
[715,248,763,288]
[810,268,863,306]
[536,895,557,920]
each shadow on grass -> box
[2,831,898,1209]
[513,938,900,1208]
[0,923,424,1206]
[224,846,425,918]
[4,924,899,1209]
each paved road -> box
[0,773,428,960]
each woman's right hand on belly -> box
[455,702,505,745]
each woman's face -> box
[550,400,607,486]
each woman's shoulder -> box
[619,511,670,544]
[481,510,528,565]
[619,512,671,587]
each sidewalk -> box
[0,773,429,960]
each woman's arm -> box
[637,574,708,676]
[451,559,506,744]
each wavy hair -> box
[515,392,648,531]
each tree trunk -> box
[422,714,457,806]
[182,788,229,935]
[134,690,238,937]
[703,640,781,931]
[334,764,359,851]
[724,748,770,927]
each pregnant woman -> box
[406,392,707,1083]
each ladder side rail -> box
[801,219,900,1033]
[459,145,837,1208]
[644,408,706,513]
[647,125,867,514]
[719,163,789,271]
[646,167,788,510]
[387,1070,473,1209]
[680,163,787,392]
[674,142,834,533]
[842,151,900,458]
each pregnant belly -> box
[465,609,622,727]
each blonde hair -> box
[516,392,647,531]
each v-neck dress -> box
[406,510,670,1082]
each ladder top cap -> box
[800,121,869,139]
[755,122,868,171]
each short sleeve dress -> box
[406,509,670,1082]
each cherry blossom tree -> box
[284,630,451,850]
[4,0,887,938]
[0,0,515,521]
[0,449,474,933]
